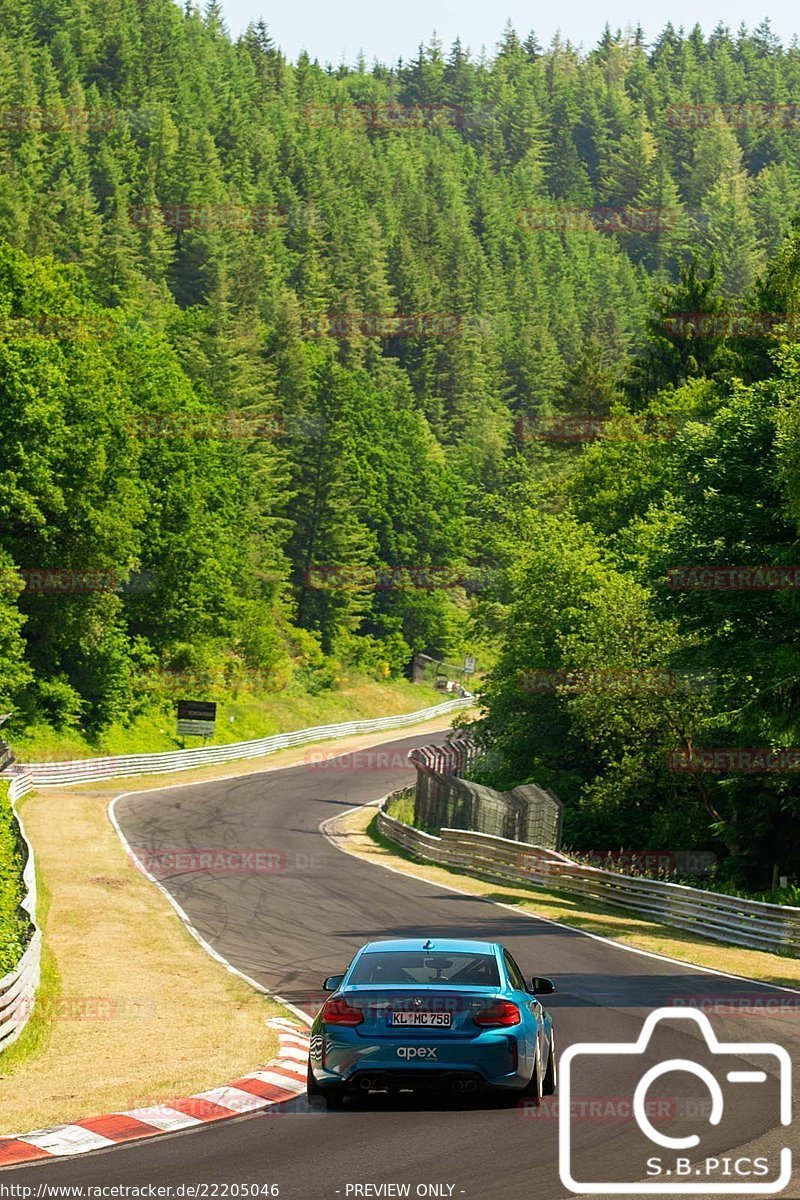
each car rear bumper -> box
[344,1068,489,1094]
[310,1028,529,1089]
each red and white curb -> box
[0,1019,309,1168]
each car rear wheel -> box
[306,1058,344,1109]
[543,1030,557,1095]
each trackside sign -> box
[176,700,217,738]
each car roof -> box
[359,938,499,955]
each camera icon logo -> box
[559,1006,792,1194]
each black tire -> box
[543,1030,557,1096]
[306,1058,345,1109]
[518,1037,543,1104]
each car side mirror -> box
[323,974,344,992]
[530,976,556,995]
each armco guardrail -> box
[0,770,41,1053]
[17,696,474,788]
[0,698,473,1049]
[377,802,800,956]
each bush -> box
[0,783,33,976]
[28,677,83,729]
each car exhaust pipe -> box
[359,1076,389,1092]
[450,1079,465,1093]
[464,1080,478,1093]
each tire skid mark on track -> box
[108,789,314,1027]
[6,732,797,1194]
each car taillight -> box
[321,997,363,1026]
[474,1001,521,1027]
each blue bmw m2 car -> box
[306,938,557,1107]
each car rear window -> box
[348,951,500,987]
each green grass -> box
[0,782,34,975]
[7,676,445,762]
[384,790,416,824]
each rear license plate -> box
[390,1011,452,1027]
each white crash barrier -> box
[0,771,40,1052]
[0,695,473,1050]
[19,696,474,787]
[377,801,800,956]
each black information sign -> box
[176,700,217,738]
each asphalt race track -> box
[5,731,799,1198]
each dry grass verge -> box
[0,712,462,1133]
